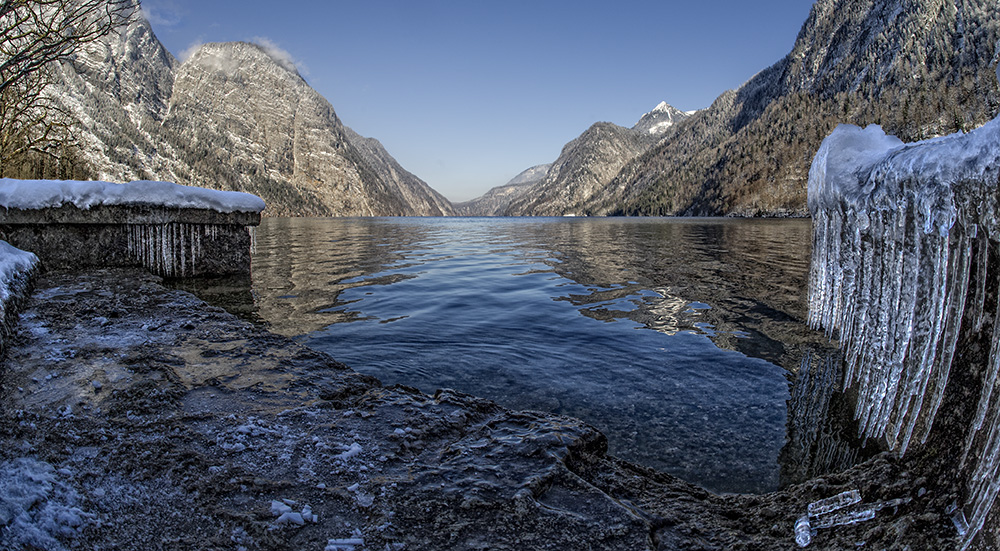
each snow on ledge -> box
[0,179,266,214]
[0,240,38,300]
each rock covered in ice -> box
[0,240,38,352]
[275,511,304,525]
[270,500,292,517]
[0,178,266,213]
[326,537,364,551]
[336,442,363,461]
[807,114,1000,550]
[270,499,316,526]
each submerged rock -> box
[0,269,968,550]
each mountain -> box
[632,101,690,136]
[486,0,999,218]
[45,11,453,217]
[342,127,454,216]
[588,0,1000,216]
[473,102,690,217]
[454,164,551,216]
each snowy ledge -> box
[0,240,38,354]
[0,179,263,278]
[808,115,1000,549]
[0,179,266,214]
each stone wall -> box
[0,204,260,278]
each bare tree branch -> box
[0,0,135,170]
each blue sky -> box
[140,1,816,202]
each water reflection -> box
[182,217,865,493]
[780,353,879,487]
[523,218,826,369]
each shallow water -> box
[249,217,839,493]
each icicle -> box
[971,230,989,332]
[794,515,811,547]
[807,118,1000,549]
[807,490,861,517]
[811,508,875,529]
[179,223,187,277]
[123,222,226,278]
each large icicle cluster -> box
[808,116,1000,549]
[127,224,225,278]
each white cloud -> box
[179,39,204,62]
[251,36,309,77]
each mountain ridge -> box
[454,163,552,216]
[598,0,1000,217]
[479,0,999,217]
[461,101,691,217]
[42,13,454,217]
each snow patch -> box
[652,101,671,112]
[0,458,92,551]
[0,178,265,213]
[336,442,363,461]
[646,120,675,134]
[0,241,38,304]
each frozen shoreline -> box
[0,267,963,550]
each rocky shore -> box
[0,268,966,550]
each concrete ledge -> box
[0,181,264,278]
[0,204,261,226]
[0,220,253,278]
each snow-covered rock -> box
[0,240,38,352]
[0,458,92,551]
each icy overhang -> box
[807,115,1000,550]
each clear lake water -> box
[244,216,851,493]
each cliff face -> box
[343,127,455,216]
[597,0,1000,216]
[48,13,453,217]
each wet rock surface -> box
[0,269,970,550]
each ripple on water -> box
[246,217,842,493]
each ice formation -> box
[0,178,266,213]
[808,116,1000,549]
[126,223,226,278]
[0,458,91,550]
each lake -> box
[245,217,844,493]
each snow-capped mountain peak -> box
[633,101,690,136]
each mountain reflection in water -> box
[237,217,859,493]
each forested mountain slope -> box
[591,0,1000,216]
